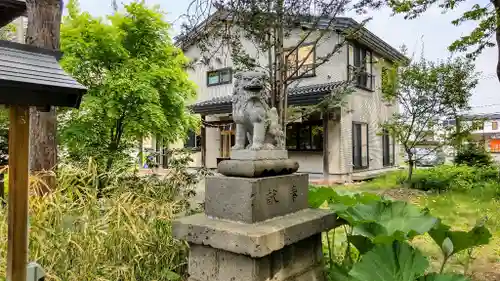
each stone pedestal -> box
[173,155,339,281]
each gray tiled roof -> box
[0,0,25,27]
[175,11,408,63]
[190,81,344,115]
[0,40,86,108]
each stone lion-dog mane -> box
[232,72,270,117]
[231,71,284,150]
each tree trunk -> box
[25,0,62,194]
[275,0,286,131]
[454,115,461,148]
[495,0,500,83]
[267,1,275,109]
[322,111,330,181]
[407,159,414,182]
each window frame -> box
[286,121,323,151]
[206,67,233,87]
[492,121,498,131]
[347,43,375,92]
[352,122,369,170]
[184,130,202,151]
[284,43,317,80]
[382,129,395,167]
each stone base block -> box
[217,159,299,178]
[205,174,308,223]
[187,234,325,281]
[173,208,340,258]
[231,149,288,160]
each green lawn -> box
[318,170,500,281]
[413,190,500,280]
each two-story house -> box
[172,12,407,182]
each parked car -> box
[405,147,446,167]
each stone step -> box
[172,208,340,258]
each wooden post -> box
[0,173,5,207]
[322,111,330,182]
[201,115,206,168]
[7,106,30,281]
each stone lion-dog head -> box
[232,71,269,109]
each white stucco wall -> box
[183,27,347,102]
[177,25,399,177]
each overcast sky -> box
[79,0,500,114]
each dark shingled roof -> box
[190,81,344,115]
[0,0,26,27]
[175,10,409,63]
[0,40,86,108]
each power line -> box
[470,104,500,109]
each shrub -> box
[408,165,499,192]
[0,159,200,281]
[454,142,493,166]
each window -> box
[348,44,374,91]
[352,122,369,169]
[492,121,498,130]
[184,130,201,150]
[382,129,395,166]
[285,44,316,79]
[286,122,323,151]
[207,68,232,86]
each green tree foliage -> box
[381,55,478,181]
[454,142,493,166]
[59,0,197,171]
[386,0,500,83]
[0,23,16,41]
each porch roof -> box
[0,40,86,108]
[190,81,344,115]
[0,0,25,27]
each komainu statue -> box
[231,71,285,151]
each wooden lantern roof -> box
[0,40,86,108]
[0,0,26,27]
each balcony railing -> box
[348,65,375,91]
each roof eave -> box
[0,0,26,27]
[190,86,339,115]
[176,12,408,63]
[0,81,86,108]
[0,39,87,108]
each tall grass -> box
[0,158,199,281]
